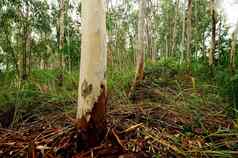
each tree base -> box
[77,84,107,148]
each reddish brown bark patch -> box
[77,84,107,148]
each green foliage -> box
[215,68,238,116]
[153,154,161,158]
[190,61,238,118]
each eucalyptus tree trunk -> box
[230,32,237,71]
[28,37,32,75]
[171,0,179,55]
[186,0,192,66]
[165,34,168,59]
[218,15,222,56]
[180,1,186,64]
[77,0,107,132]
[209,0,216,68]
[67,27,71,72]
[58,0,65,86]
[22,3,31,81]
[146,0,154,62]
[135,0,146,81]
[128,0,146,98]
[5,31,20,78]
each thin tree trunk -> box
[22,28,28,81]
[28,38,32,75]
[201,32,207,62]
[186,0,192,66]
[67,28,71,72]
[209,0,216,68]
[230,32,237,71]
[217,15,222,58]
[171,0,179,55]
[180,1,186,64]
[128,0,146,98]
[58,0,65,86]
[165,35,168,59]
[22,3,31,81]
[4,31,20,78]
[135,0,146,81]
[77,0,107,141]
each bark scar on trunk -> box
[77,84,107,147]
[90,84,107,129]
[78,83,107,129]
[81,80,93,98]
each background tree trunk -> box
[58,0,65,86]
[180,1,186,64]
[186,0,192,66]
[22,3,30,81]
[230,32,237,71]
[171,0,179,55]
[135,0,146,81]
[209,0,216,68]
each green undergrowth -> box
[154,58,238,119]
[191,62,238,118]
[0,69,78,126]
[108,65,135,104]
[0,59,238,129]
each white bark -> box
[77,0,107,120]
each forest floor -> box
[0,65,238,158]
